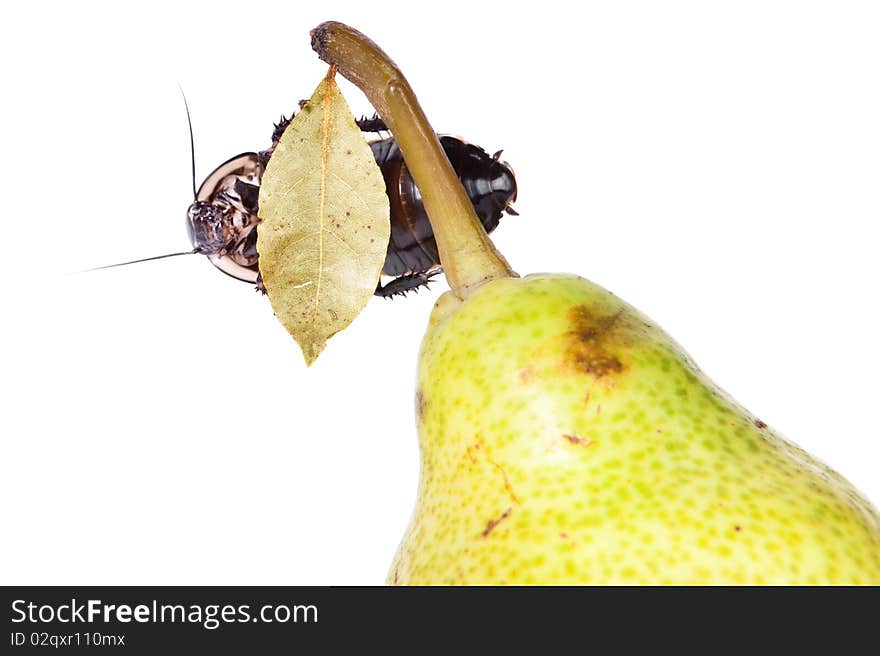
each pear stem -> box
[310,22,517,299]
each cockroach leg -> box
[375,270,441,298]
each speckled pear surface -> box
[389,274,880,584]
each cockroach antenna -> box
[80,250,198,273]
[80,85,203,275]
[179,83,198,199]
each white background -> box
[1,1,878,584]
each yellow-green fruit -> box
[389,273,880,584]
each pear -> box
[388,274,880,584]
[311,22,880,584]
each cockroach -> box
[99,103,518,298]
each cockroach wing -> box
[257,72,390,365]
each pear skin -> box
[389,274,880,585]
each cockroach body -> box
[187,115,517,297]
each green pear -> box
[312,21,880,585]
[388,274,880,584]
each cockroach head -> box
[186,201,233,256]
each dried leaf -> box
[257,72,390,365]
